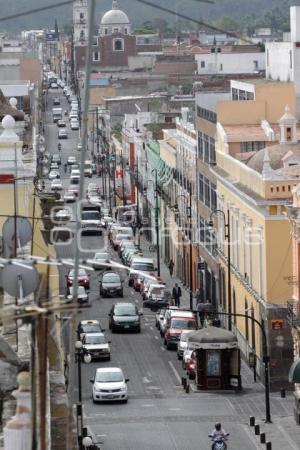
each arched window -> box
[80,30,85,40]
[104,28,108,35]
[114,38,124,51]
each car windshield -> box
[114,305,137,316]
[103,274,120,283]
[82,324,100,333]
[116,234,132,240]
[95,253,109,260]
[85,335,106,345]
[122,242,135,249]
[151,287,165,296]
[95,371,123,383]
[82,211,99,220]
[132,263,154,271]
[70,179,79,185]
[171,319,196,330]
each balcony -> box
[287,301,300,328]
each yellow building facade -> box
[213,80,297,389]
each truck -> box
[52,107,63,123]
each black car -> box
[53,97,60,105]
[100,271,123,297]
[109,303,142,332]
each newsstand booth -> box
[188,327,241,390]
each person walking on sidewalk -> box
[168,259,174,277]
[172,283,182,308]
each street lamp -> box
[170,185,193,310]
[208,209,232,331]
[75,340,91,450]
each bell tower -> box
[73,0,88,46]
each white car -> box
[177,330,194,360]
[70,169,80,180]
[51,179,63,190]
[69,112,78,121]
[91,367,129,403]
[91,252,110,270]
[77,143,82,152]
[66,285,88,304]
[155,308,167,329]
[70,119,79,130]
[64,190,76,203]
[67,156,77,165]
[182,349,193,369]
[82,333,110,361]
[53,208,71,224]
[49,170,60,180]
[50,82,58,89]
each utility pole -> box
[226,208,232,331]
[153,169,160,276]
[188,182,193,310]
[121,147,126,206]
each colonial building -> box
[212,80,298,389]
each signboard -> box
[45,32,59,42]
[230,377,239,388]
[271,319,284,330]
[198,260,206,271]
[0,174,15,184]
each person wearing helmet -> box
[210,423,228,449]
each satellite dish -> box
[2,262,39,298]
[2,217,32,249]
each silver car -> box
[177,330,194,360]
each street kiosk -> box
[188,326,241,390]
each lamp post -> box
[171,185,193,310]
[75,340,91,450]
[152,168,160,277]
[209,208,232,331]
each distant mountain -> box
[2,0,300,33]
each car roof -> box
[170,312,195,318]
[149,284,166,289]
[131,257,154,263]
[95,367,122,373]
[114,302,135,307]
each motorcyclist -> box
[210,423,228,449]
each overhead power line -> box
[0,0,74,22]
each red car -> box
[164,316,197,349]
[66,268,90,289]
[186,351,196,379]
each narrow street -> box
[43,87,260,450]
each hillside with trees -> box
[2,0,300,34]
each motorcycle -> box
[208,433,229,450]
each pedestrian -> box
[168,259,174,277]
[172,282,182,308]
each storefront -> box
[188,327,241,390]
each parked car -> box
[186,350,196,379]
[143,285,172,311]
[112,233,132,251]
[177,330,194,360]
[49,170,60,180]
[100,271,123,297]
[70,119,79,130]
[109,302,142,332]
[53,97,60,105]
[58,129,68,139]
[66,268,90,289]
[50,82,58,89]
[155,308,167,329]
[128,257,155,288]
[51,154,61,165]
[82,333,110,361]
[91,252,111,270]
[64,190,76,203]
[67,156,77,165]
[57,119,66,127]
[90,367,129,403]
[164,316,197,350]
[66,285,89,304]
[77,319,103,340]
[68,183,79,196]
[50,162,59,171]
[51,179,63,190]
[119,240,137,259]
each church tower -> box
[73,0,88,45]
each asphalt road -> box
[44,87,258,450]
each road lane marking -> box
[142,404,155,407]
[142,376,151,383]
[160,346,165,351]
[168,360,181,384]
[154,335,159,340]
[135,299,138,303]
[150,326,153,330]
[168,407,181,411]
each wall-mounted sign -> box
[271,319,284,330]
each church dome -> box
[100,1,130,26]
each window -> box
[114,38,124,51]
[245,298,249,340]
[124,28,128,35]
[198,132,203,159]
[200,60,205,68]
[197,106,216,123]
[104,28,108,35]
[287,127,292,141]
[80,12,84,19]
[240,141,265,153]
[220,63,223,71]
[253,60,258,70]
[232,88,238,100]
[113,28,119,33]
[198,174,204,202]
[80,30,85,40]
[93,51,100,61]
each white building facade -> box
[195,50,265,75]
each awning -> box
[289,358,300,383]
[188,326,238,350]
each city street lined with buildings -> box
[3,1,300,450]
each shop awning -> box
[188,326,238,350]
[289,358,300,383]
